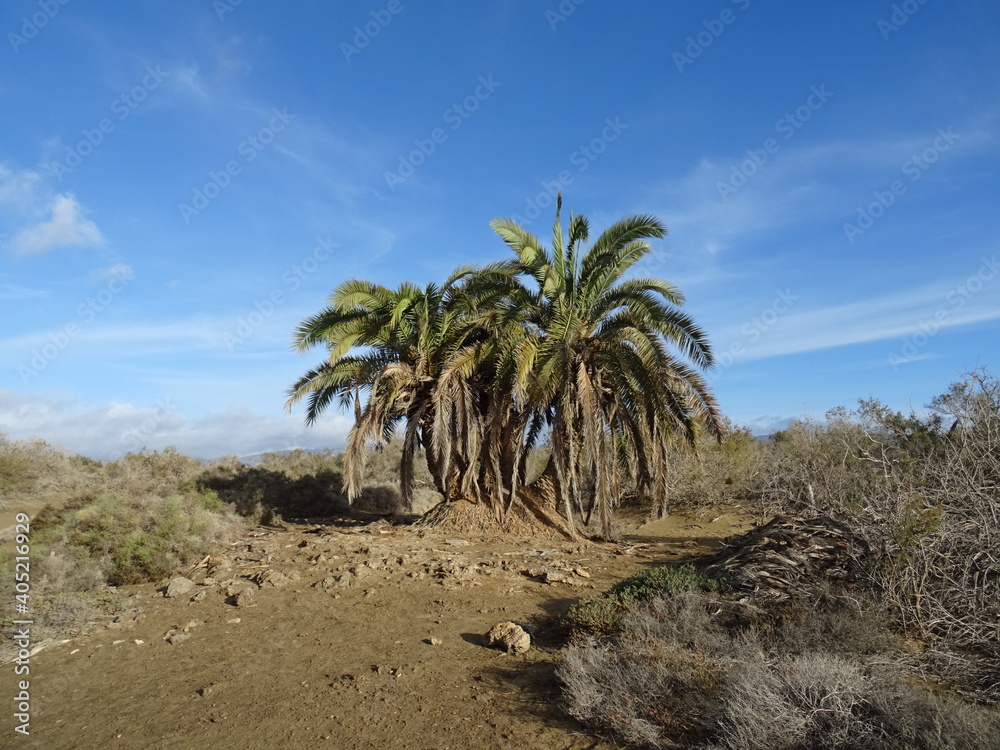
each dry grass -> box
[0,434,104,510]
[560,588,1000,749]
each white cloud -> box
[1,162,106,255]
[0,388,352,460]
[0,163,44,212]
[11,193,105,255]
[99,263,134,281]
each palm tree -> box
[486,196,722,538]
[288,197,721,538]
[285,270,480,507]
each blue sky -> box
[1,0,998,459]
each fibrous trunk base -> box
[414,497,573,539]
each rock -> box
[426,637,442,646]
[524,567,583,586]
[483,621,531,654]
[166,632,190,645]
[108,609,143,629]
[190,589,207,603]
[251,569,288,588]
[317,572,353,590]
[165,577,196,598]
[225,580,253,597]
[234,589,257,608]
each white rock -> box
[165,577,196,598]
[483,621,531,654]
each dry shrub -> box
[708,654,1000,750]
[101,448,204,497]
[880,371,1000,700]
[559,588,1000,749]
[561,593,737,747]
[0,434,103,507]
[656,370,1000,701]
[1,438,251,647]
[655,416,889,524]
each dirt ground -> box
[9,509,749,750]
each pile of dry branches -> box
[701,515,872,602]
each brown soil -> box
[11,509,749,749]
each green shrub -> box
[565,565,727,636]
[198,488,225,511]
[57,491,241,585]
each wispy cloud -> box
[652,126,994,259]
[0,319,224,360]
[0,163,44,212]
[0,283,49,300]
[712,260,1000,362]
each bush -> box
[653,370,1000,701]
[559,588,1000,749]
[60,492,241,585]
[565,564,727,637]
[0,435,103,508]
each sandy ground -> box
[6,510,749,749]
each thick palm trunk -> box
[415,436,575,537]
